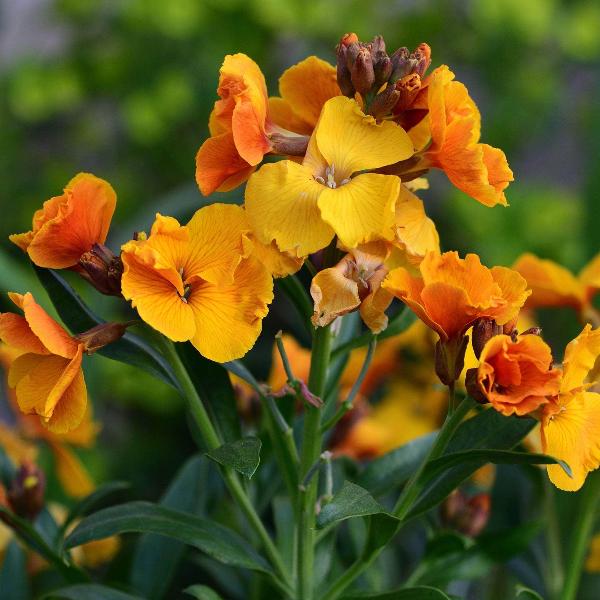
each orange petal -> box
[360,274,394,334]
[50,442,95,498]
[561,324,600,393]
[0,313,48,355]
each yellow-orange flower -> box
[9,173,116,269]
[473,334,561,416]
[514,252,600,316]
[383,251,530,342]
[420,66,513,207]
[310,242,393,333]
[0,293,88,434]
[541,324,600,491]
[245,96,414,256]
[121,204,273,362]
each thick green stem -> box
[162,340,292,595]
[297,325,332,600]
[561,472,600,600]
[543,478,564,600]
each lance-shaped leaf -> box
[0,541,30,600]
[42,585,144,600]
[207,438,262,479]
[184,586,224,600]
[64,501,270,573]
[341,586,451,599]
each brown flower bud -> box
[394,73,422,113]
[471,318,503,359]
[390,47,412,82]
[520,327,543,337]
[7,463,45,520]
[78,243,123,297]
[368,86,401,119]
[75,321,131,355]
[373,54,392,88]
[441,490,490,537]
[269,132,310,156]
[465,367,489,404]
[435,335,469,386]
[336,34,358,97]
[370,35,386,56]
[351,47,375,96]
[413,43,432,77]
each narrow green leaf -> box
[176,342,241,443]
[358,432,436,496]
[43,584,144,600]
[341,585,451,599]
[316,481,397,529]
[224,360,262,393]
[515,585,544,600]
[0,540,30,600]
[207,437,262,479]
[184,585,224,600]
[130,455,206,599]
[64,501,270,573]
[34,267,177,387]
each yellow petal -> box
[50,442,95,498]
[314,97,414,178]
[245,160,334,256]
[0,422,38,465]
[268,97,312,136]
[360,272,394,334]
[189,255,273,362]
[561,324,600,393]
[579,252,600,298]
[318,173,399,248]
[0,313,48,355]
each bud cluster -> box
[78,243,124,297]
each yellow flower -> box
[541,324,600,491]
[121,204,273,362]
[245,96,414,256]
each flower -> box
[9,173,116,269]
[419,66,513,207]
[245,96,414,256]
[310,242,393,333]
[514,252,600,317]
[383,251,530,342]
[541,324,600,491]
[0,293,88,434]
[470,333,561,416]
[121,204,273,362]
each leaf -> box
[0,540,30,600]
[316,481,397,529]
[358,433,436,497]
[64,501,270,573]
[35,267,177,387]
[515,585,544,600]
[207,437,262,479]
[130,455,206,599]
[224,360,262,394]
[176,342,241,443]
[43,584,144,600]
[341,586,451,599]
[184,585,224,600]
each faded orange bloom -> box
[121,204,273,362]
[310,242,393,334]
[10,173,116,269]
[383,251,530,342]
[472,334,561,416]
[420,66,513,207]
[0,293,88,434]
[514,252,600,317]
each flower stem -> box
[543,477,564,600]
[297,324,332,600]
[561,471,600,600]
[161,339,292,595]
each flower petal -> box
[561,324,600,393]
[0,313,48,355]
[49,442,94,498]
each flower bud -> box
[7,463,45,520]
[465,367,489,404]
[78,243,123,297]
[435,335,469,386]
[441,490,490,537]
[368,86,401,119]
[75,322,131,354]
[270,132,310,156]
[394,73,422,113]
[351,48,375,96]
[471,318,503,359]
[336,34,358,97]
[413,43,432,77]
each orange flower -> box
[121,204,273,362]
[383,251,530,342]
[10,173,116,269]
[472,334,561,416]
[514,252,600,317]
[420,66,513,207]
[0,293,88,434]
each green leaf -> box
[515,585,544,600]
[34,267,177,387]
[341,585,451,599]
[0,540,30,600]
[184,585,224,600]
[64,501,270,573]
[358,433,436,497]
[43,584,144,600]
[316,481,396,529]
[224,360,262,393]
[130,455,206,599]
[176,342,241,443]
[207,437,262,479]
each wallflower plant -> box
[1,31,599,600]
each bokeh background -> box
[0,0,599,597]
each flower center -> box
[314,164,351,189]
[178,267,192,303]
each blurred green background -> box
[0,0,599,596]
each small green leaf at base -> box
[184,585,224,600]
[341,585,451,599]
[206,437,262,479]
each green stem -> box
[297,325,332,600]
[561,472,600,600]
[276,275,314,338]
[162,340,292,595]
[543,478,564,600]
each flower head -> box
[10,173,116,269]
[246,96,414,256]
[121,204,273,362]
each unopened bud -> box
[435,336,469,386]
[441,490,490,537]
[465,367,488,405]
[351,48,375,96]
[75,321,131,354]
[394,73,422,113]
[370,35,386,56]
[520,327,542,337]
[413,43,432,77]
[373,54,392,88]
[7,463,45,520]
[78,243,123,297]
[471,318,502,359]
[336,34,357,97]
[390,47,412,82]
[270,132,310,156]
